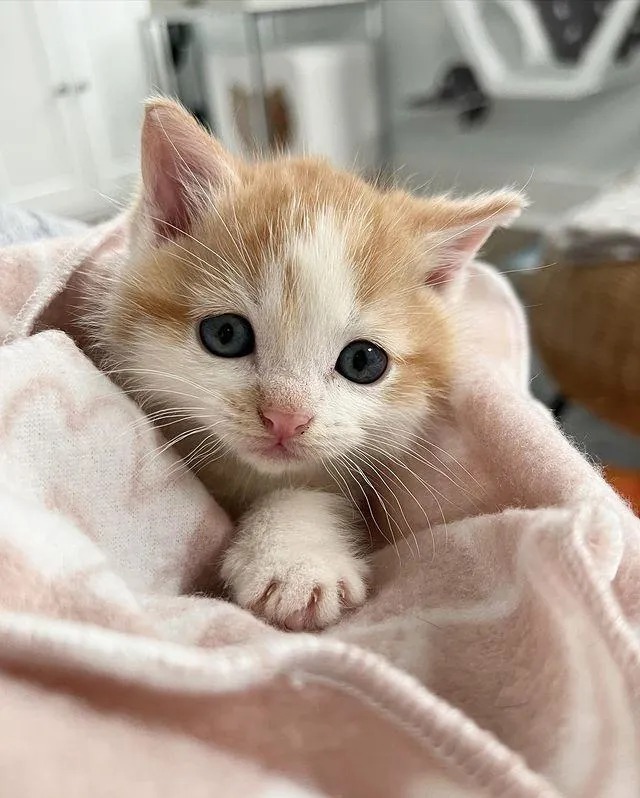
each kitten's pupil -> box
[218,323,234,345]
[352,349,367,372]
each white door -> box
[0,0,89,214]
[67,0,149,207]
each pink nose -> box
[260,407,313,441]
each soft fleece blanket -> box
[1,216,639,798]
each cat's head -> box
[106,98,522,475]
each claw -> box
[264,581,278,600]
[248,580,279,613]
[338,579,362,609]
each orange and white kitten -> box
[98,98,521,631]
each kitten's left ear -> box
[413,191,525,289]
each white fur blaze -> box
[290,209,357,325]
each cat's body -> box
[95,98,522,630]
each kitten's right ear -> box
[139,97,238,242]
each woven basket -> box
[515,258,640,435]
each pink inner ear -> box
[420,190,524,290]
[426,223,495,289]
[144,130,194,240]
[140,104,235,243]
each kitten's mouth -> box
[258,441,301,461]
[242,437,307,468]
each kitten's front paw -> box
[222,544,368,631]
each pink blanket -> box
[1,217,639,797]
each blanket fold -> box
[0,217,639,797]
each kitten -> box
[97,98,522,631]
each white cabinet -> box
[0,1,87,213]
[69,0,150,200]
[0,0,149,220]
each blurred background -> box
[2,0,640,504]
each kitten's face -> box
[105,100,521,476]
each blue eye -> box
[199,314,255,358]
[336,340,388,385]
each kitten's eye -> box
[336,340,388,385]
[199,314,255,358]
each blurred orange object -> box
[604,467,640,516]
